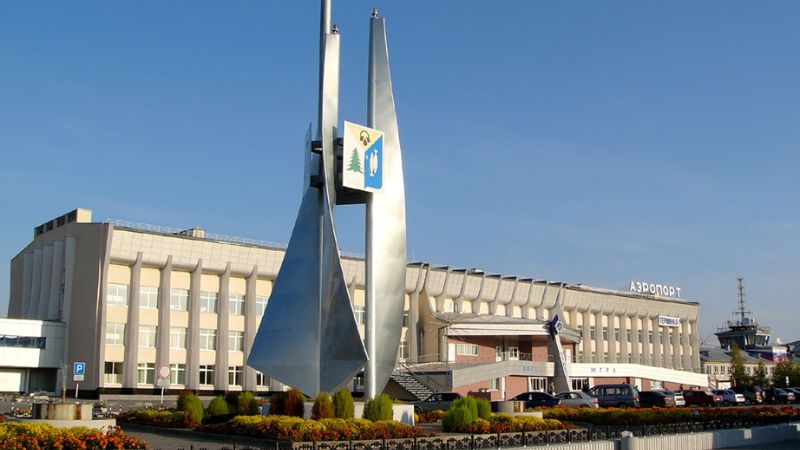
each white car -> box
[713,389,746,406]
[663,390,685,407]
[555,391,599,408]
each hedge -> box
[543,406,800,426]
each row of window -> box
[0,335,46,349]
[103,361,269,387]
[108,284,268,315]
[350,307,409,326]
[106,323,245,351]
[705,365,774,375]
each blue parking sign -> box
[73,362,86,376]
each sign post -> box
[72,362,86,399]
[157,364,172,407]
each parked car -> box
[588,384,640,408]
[511,391,561,408]
[412,392,463,413]
[784,388,800,403]
[638,390,675,408]
[681,390,723,407]
[764,388,796,405]
[662,390,685,407]
[713,389,746,406]
[731,386,763,405]
[555,391,599,408]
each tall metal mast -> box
[737,277,747,323]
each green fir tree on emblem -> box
[347,148,362,173]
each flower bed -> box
[118,409,190,428]
[452,414,571,434]
[0,422,147,449]
[543,406,800,427]
[416,409,446,424]
[201,416,431,441]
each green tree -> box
[772,360,800,387]
[730,345,751,387]
[347,148,362,173]
[363,394,393,421]
[752,361,769,388]
[333,389,355,419]
[311,392,334,420]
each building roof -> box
[700,347,772,365]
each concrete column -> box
[619,314,630,363]
[156,257,172,375]
[651,317,662,367]
[535,286,548,321]
[243,266,258,392]
[568,308,578,332]
[662,325,673,369]
[409,291,420,360]
[21,252,33,318]
[594,311,604,362]
[581,311,591,363]
[640,316,651,365]
[215,264,231,391]
[186,260,202,390]
[28,248,42,319]
[672,322,682,369]
[123,253,143,388]
[690,320,701,371]
[630,316,641,364]
[607,313,618,363]
[47,241,64,320]
[37,245,53,319]
[681,320,692,370]
[62,236,76,323]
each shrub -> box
[270,392,286,415]
[285,387,307,417]
[363,394,394,421]
[442,397,478,432]
[177,391,204,425]
[118,409,188,428]
[476,397,492,420]
[333,389,355,419]
[207,396,231,417]
[238,391,261,415]
[225,392,240,413]
[312,392,334,420]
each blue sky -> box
[2,1,798,345]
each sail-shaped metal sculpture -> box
[249,3,407,399]
[364,15,407,398]
[247,8,368,397]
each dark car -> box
[783,388,800,403]
[412,392,463,413]
[588,384,640,408]
[681,390,723,407]
[639,390,675,408]
[764,388,795,405]
[511,391,561,408]
[731,386,763,405]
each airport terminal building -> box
[5,208,707,398]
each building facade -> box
[8,208,707,397]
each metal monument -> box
[248,1,407,398]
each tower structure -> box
[248,2,407,398]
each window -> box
[229,293,245,315]
[137,363,155,384]
[138,325,157,348]
[490,378,501,390]
[602,327,608,340]
[648,331,653,344]
[256,296,268,315]
[590,326,596,338]
[508,346,519,360]
[614,328,620,341]
[353,305,366,325]
[571,378,589,391]
[171,363,186,385]
[229,365,243,386]
[228,331,244,352]
[139,286,159,309]
[170,327,187,349]
[638,330,644,342]
[456,343,479,356]
[403,310,409,327]
[107,283,128,306]
[256,371,269,387]
[399,341,409,359]
[106,323,125,345]
[651,380,664,389]
[104,361,123,385]
[200,329,216,350]
[170,288,189,311]
[200,291,218,313]
[626,330,632,341]
[528,377,547,392]
[199,365,215,385]
[0,336,46,348]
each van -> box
[588,384,640,408]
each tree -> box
[752,361,769,388]
[347,148,362,173]
[730,345,751,387]
[772,360,800,387]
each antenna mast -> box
[737,277,747,323]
